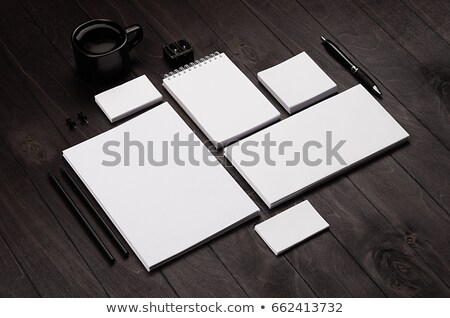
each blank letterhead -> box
[63,102,259,271]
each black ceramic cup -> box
[72,19,143,85]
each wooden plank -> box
[307,178,449,297]
[347,156,450,286]
[6,0,248,297]
[355,0,450,80]
[0,138,106,297]
[162,246,247,297]
[75,0,315,297]
[130,0,387,297]
[402,0,450,44]
[297,0,450,148]
[0,232,39,297]
[182,0,450,296]
[240,0,450,287]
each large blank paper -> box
[255,200,329,255]
[63,102,259,271]
[163,53,280,148]
[225,85,409,208]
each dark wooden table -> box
[0,0,449,297]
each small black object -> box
[48,172,115,264]
[66,118,77,129]
[163,39,194,68]
[77,112,89,124]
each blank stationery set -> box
[65,52,409,268]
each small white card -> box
[255,200,329,255]
[258,52,337,114]
[95,75,163,123]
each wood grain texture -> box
[298,0,450,148]
[0,44,109,297]
[402,0,450,44]
[355,0,450,82]
[0,139,106,297]
[347,157,450,286]
[0,233,38,297]
[0,0,448,297]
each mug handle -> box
[125,24,143,50]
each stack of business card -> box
[95,75,163,123]
[258,52,337,114]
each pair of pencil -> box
[48,169,128,263]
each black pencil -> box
[61,168,129,257]
[48,172,115,264]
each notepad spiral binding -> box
[164,52,222,80]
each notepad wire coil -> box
[164,52,222,80]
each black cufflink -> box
[77,112,89,124]
[66,118,77,129]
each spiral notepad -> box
[163,52,280,148]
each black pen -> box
[321,36,382,97]
[48,172,115,264]
[61,168,129,257]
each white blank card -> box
[95,75,163,123]
[258,52,337,114]
[255,200,329,255]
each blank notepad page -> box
[163,53,280,148]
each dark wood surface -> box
[0,0,448,297]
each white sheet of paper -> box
[225,85,409,208]
[63,102,259,271]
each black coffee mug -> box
[72,19,143,85]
